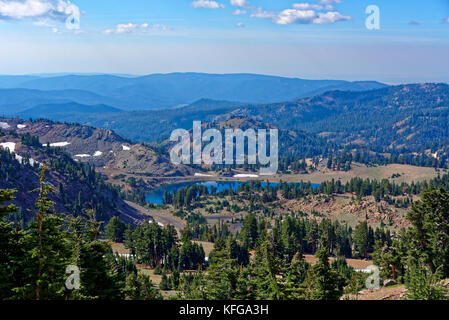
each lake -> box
[146,180,320,204]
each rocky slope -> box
[0,118,194,177]
[0,129,148,224]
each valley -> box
[2,75,449,302]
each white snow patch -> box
[93,151,103,157]
[43,141,71,147]
[233,174,259,178]
[0,142,40,167]
[0,142,16,153]
[28,158,41,167]
[0,122,10,129]
[195,173,214,177]
[122,145,130,151]
[75,154,90,158]
[17,124,27,129]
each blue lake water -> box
[146,180,320,204]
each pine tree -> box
[405,258,447,300]
[407,187,449,276]
[105,216,126,243]
[22,167,71,300]
[354,221,369,259]
[0,172,25,299]
[305,237,345,300]
[202,241,239,299]
[247,236,285,300]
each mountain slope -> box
[18,102,122,119]
[0,88,124,114]
[1,118,194,177]
[40,83,449,164]
[0,131,148,224]
[10,73,387,110]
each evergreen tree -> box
[305,237,345,300]
[21,167,71,300]
[125,273,162,300]
[0,175,25,299]
[405,258,447,300]
[105,216,126,243]
[407,188,449,276]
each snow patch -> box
[195,173,214,177]
[93,151,102,157]
[17,124,27,129]
[43,142,71,147]
[122,145,130,151]
[0,142,16,153]
[0,122,10,129]
[0,142,41,167]
[233,174,259,178]
[75,154,90,158]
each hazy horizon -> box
[0,71,447,86]
[0,0,448,83]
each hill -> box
[0,88,123,114]
[3,72,387,110]
[0,130,148,225]
[0,118,195,178]
[47,83,449,159]
[18,102,122,119]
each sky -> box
[0,0,448,83]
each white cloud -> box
[276,9,316,25]
[230,0,249,8]
[249,1,350,25]
[312,11,350,24]
[250,7,276,19]
[444,16,449,23]
[236,21,244,27]
[0,0,80,23]
[293,3,324,10]
[232,9,247,15]
[103,23,169,35]
[191,0,224,9]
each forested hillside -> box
[0,130,146,225]
[51,83,449,168]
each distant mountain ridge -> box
[34,82,449,164]
[0,88,124,114]
[18,102,122,119]
[0,73,387,111]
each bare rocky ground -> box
[343,285,407,300]
[1,117,194,177]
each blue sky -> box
[0,0,448,83]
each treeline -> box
[160,175,449,213]
[351,150,446,168]
[237,213,391,259]
[104,216,205,272]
